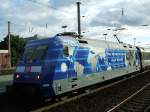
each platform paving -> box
[0,75,13,93]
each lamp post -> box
[61,25,67,32]
[138,42,141,46]
[103,33,108,41]
[146,44,149,48]
[142,24,149,26]
[8,21,11,68]
[133,38,136,46]
[77,2,81,38]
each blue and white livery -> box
[13,34,142,97]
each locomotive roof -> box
[26,35,79,47]
[26,35,136,50]
[78,38,136,50]
[26,36,55,47]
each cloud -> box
[89,0,149,27]
[0,0,150,47]
[0,0,11,9]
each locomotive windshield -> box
[23,44,48,61]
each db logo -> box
[25,66,31,72]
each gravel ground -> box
[0,72,150,112]
[116,84,150,112]
[0,94,42,112]
[44,72,150,112]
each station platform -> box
[0,75,13,93]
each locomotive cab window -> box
[23,45,48,61]
[23,47,35,60]
[63,46,69,57]
[33,45,48,60]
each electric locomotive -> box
[12,33,143,98]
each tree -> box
[0,34,26,66]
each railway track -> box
[0,70,149,112]
[32,70,150,112]
[32,75,131,112]
[107,82,150,112]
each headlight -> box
[15,74,20,79]
[35,75,40,80]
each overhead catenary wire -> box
[135,0,150,14]
[3,0,150,41]
[24,0,77,31]
[0,1,85,38]
[24,0,72,15]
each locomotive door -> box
[136,47,144,70]
[63,45,78,88]
[68,46,78,88]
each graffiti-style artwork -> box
[106,49,126,70]
[74,47,127,75]
[125,50,135,67]
[53,37,131,79]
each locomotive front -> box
[13,37,60,97]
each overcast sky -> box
[0,0,150,47]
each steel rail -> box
[32,70,150,112]
[107,82,150,112]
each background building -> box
[0,50,9,69]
